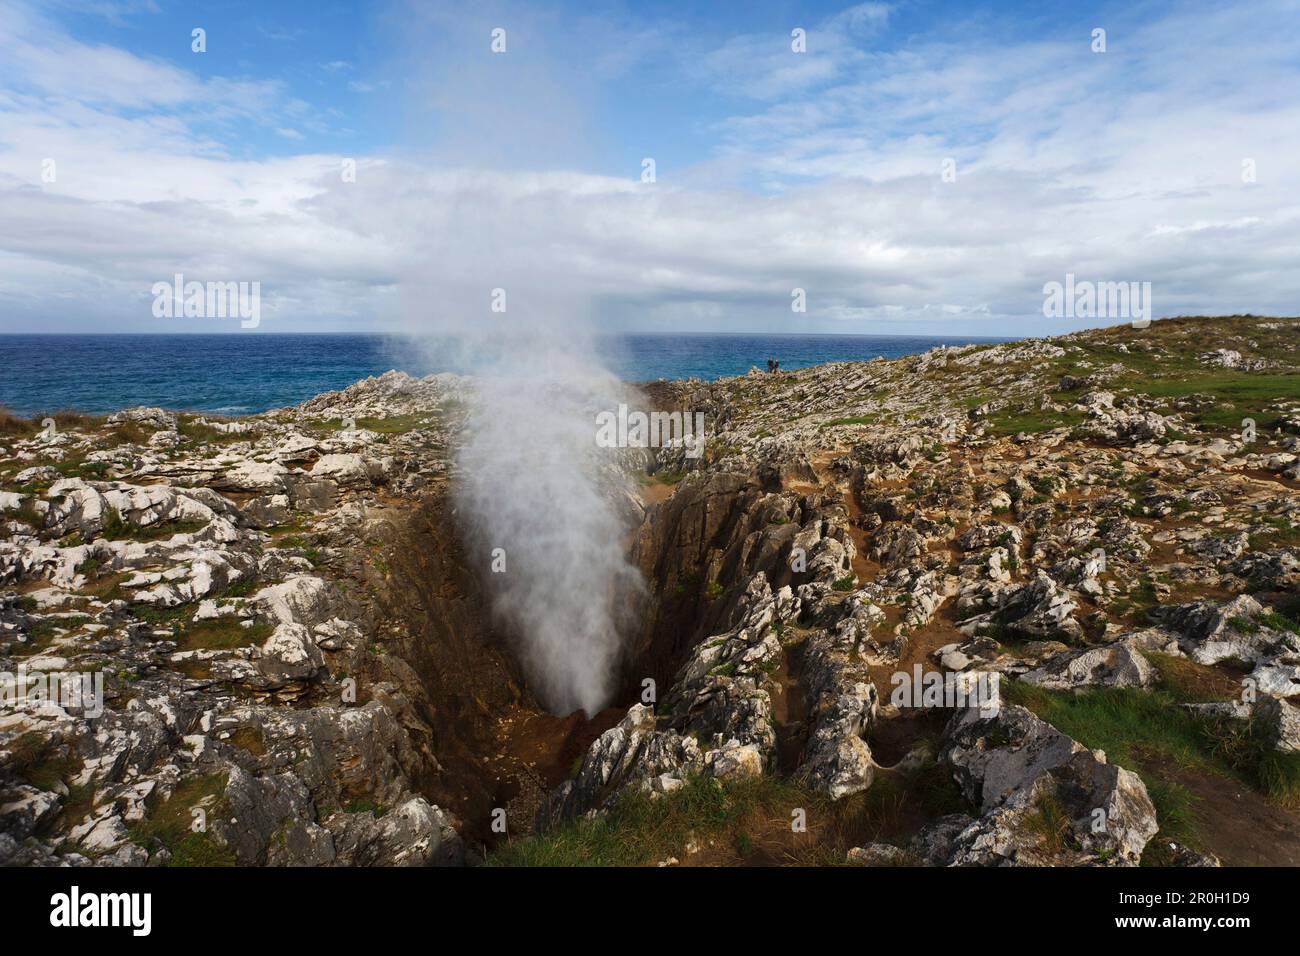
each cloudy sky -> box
[0,0,1297,336]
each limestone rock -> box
[929,704,1158,865]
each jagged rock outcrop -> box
[796,626,878,798]
[958,570,1084,643]
[0,382,470,867]
[538,704,704,827]
[1021,638,1157,690]
[1153,595,1299,666]
[914,704,1159,866]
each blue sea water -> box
[0,333,1013,417]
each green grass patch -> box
[343,798,388,817]
[1140,778,1204,866]
[103,421,151,446]
[179,616,272,651]
[1005,681,1300,808]
[29,615,92,638]
[17,615,92,655]
[57,459,112,481]
[1134,372,1300,432]
[57,781,99,830]
[486,773,808,867]
[317,413,435,435]
[220,577,258,599]
[126,603,189,633]
[98,506,208,542]
[128,773,236,866]
[1250,515,1300,551]
[0,408,39,437]
[6,732,81,792]
[1106,577,1161,623]
[1005,682,1208,771]
[267,515,310,537]
[1197,711,1300,807]
[1259,611,1300,636]
[1024,793,1074,854]
[489,761,966,867]
[1146,652,1244,704]
[12,495,44,530]
[986,407,1086,437]
[176,416,248,446]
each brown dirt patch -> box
[1144,755,1300,866]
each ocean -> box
[0,333,1013,417]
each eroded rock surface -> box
[5,316,1300,867]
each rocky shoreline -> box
[3,315,1299,867]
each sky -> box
[0,0,1297,336]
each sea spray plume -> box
[456,334,644,715]
[388,1,645,714]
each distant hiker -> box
[766,358,775,373]
[772,358,780,373]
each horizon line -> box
[0,330,1020,339]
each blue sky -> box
[44,0,397,158]
[43,0,1131,174]
[1,0,1298,335]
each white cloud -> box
[0,0,1297,336]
